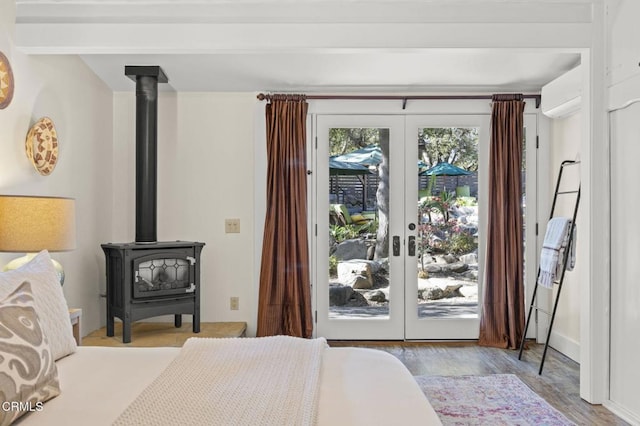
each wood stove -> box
[102,241,204,343]
[102,66,205,343]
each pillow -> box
[350,214,366,223]
[0,281,61,426]
[0,251,76,360]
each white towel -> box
[538,217,572,288]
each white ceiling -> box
[15,0,587,93]
[81,50,580,93]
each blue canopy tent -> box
[336,145,428,171]
[419,162,472,177]
[332,146,432,207]
[329,158,372,176]
[329,157,372,209]
[331,147,381,210]
[331,145,382,167]
[419,162,472,193]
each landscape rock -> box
[463,270,479,280]
[442,284,464,298]
[433,255,449,265]
[375,258,390,273]
[337,260,373,289]
[425,288,445,300]
[345,291,369,307]
[425,264,443,273]
[351,276,373,289]
[366,290,387,303]
[329,284,353,306]
[443,254,458,264]
[421,255,436,264]
[445,263,469,273]
[460,253,478,265]
[366,244,376,260]
[334,239,368,261]
[329,234,337,255]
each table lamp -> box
[0,195,76,284]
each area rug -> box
[414,374,575,425]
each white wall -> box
[609,100,640,425]
[0,1,113,336]
[112,92,258,336]
[608,0,640,89]
[548,112,582,363]
[606,0,640,422]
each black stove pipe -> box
[125,66,168,244]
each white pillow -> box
[0,250,76,360]
[0,281,61,426]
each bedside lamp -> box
[0,195,76,284]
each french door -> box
[314,113,536,340]
[404,115,488,339]
[315,115,406,340]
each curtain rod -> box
[256,93,541,109]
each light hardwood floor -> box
[82,322,247,347]
[329,341,627,425]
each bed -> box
[18,344,441,425]
[1,251,441,425]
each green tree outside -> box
[419,127,478,171]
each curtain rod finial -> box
[257,93,266,101]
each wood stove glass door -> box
[133,252,195,299]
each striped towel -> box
[538,218,572,288]
[560,223,576,273]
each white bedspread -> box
[115,336,326,426]
[19,344,441,425]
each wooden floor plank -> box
[329,341,627,425]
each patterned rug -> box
[414,374,575,425]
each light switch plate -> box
[225,218,240,233]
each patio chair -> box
[330,204,371,226]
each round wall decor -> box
[0,51,14,109]
[25,117,59,176]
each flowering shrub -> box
[447,230,476,254]
[417,194,478,272]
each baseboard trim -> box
[604,400,640,426]
[549,331,580,363]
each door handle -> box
[408,236,416,257]
[393,236,400,256]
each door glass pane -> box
[416,127,479,319]
[328,128,389,319]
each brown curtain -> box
[256,95,313,338]
[479,94,526,349]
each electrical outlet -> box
[230,297,239,310]
[225,218,240,234]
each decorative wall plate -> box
[25,117,59,176]
[0,51,14,109]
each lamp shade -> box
[0,195,76,252]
